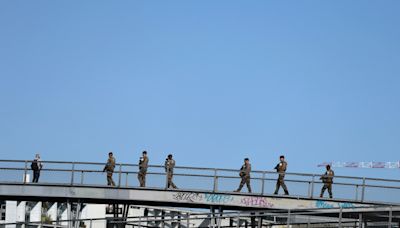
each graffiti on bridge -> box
[172,192,234,204]
[172,192,203,202]
[316,200,355,209]
[204,193,234,203]
[240,197,274,208]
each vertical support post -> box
[236,213,240,228]
[361,178,366,202]
[310,175,315,198]
[257,214,262,228]
[217,207,222,228]
[213,169,218,192]
[355,185,359,201]
[210,206,215,228]
[187,212,190,228]
[165,167,169,189]
[75,201,82,228]
[261,171,266,195]
[358,213,363,228]
[161,211,165,228]
[126,173,129,187]
[338,207,343,228]
[388,206,393,228]
[67,200,72,228]
[286,209,291,228]
[80,171,84,185]
[71,163,75,185]
[118,164,122,187]
[24,160,28,184]
[89,219,92,228]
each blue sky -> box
[0,1,399,179]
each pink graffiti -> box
[241,197,274,208]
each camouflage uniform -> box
[164,158,177,189]
[103,156,116,186]
[274,161,289,195]
[320,169,334,198]
[235,163,252,193]
[138,156,149,187]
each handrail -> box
[1,159,399,183]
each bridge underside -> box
[0,183,387,211]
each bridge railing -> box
[0,159,399,204]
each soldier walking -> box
[103,152,116,186]
[138,151,149,187]
[234,158,252,193]
[31,154,43,183]
[274,155,289,195]
[164,154,177,189]
[320,165,334,198]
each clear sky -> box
[0,1,399,179]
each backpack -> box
[31,160,39,171]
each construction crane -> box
[318,161,400,169]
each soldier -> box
[274,155,289,195]
[103,152,116,186]
[164,154,177,189]
[234,158,252,193]
[138,151,149,187]
[31,154,43,183]
[320,165,334,198]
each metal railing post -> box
[71,163,75,185]
[310,174,315,198]
[165,167,169,189]
[261,171,266,195]
[89,219,92,228]
[361,177,366,202]
[287,209,291,228]
[80,171,84,185]
[125,173,128,187]
[213,169,218,192]
[24,160,28,184]
[338,207,343,228]
[355,185,359,201]
[118,164,122,187]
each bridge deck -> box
[0,182,391,211]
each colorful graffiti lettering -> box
[204,194,234,203]
[240,197,274,208]
[316,200,334,209]
[172,192,203,202]
[316,200,355,209]
[339,202,355,208]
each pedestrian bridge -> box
[0,182,388,211]
[0,159,399,211]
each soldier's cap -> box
[108,152,113,155]
[168,154,173,158]
[326,165,331,168]
[280,155,285,159]
[142,151,147,154]
[244,158,249,161]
